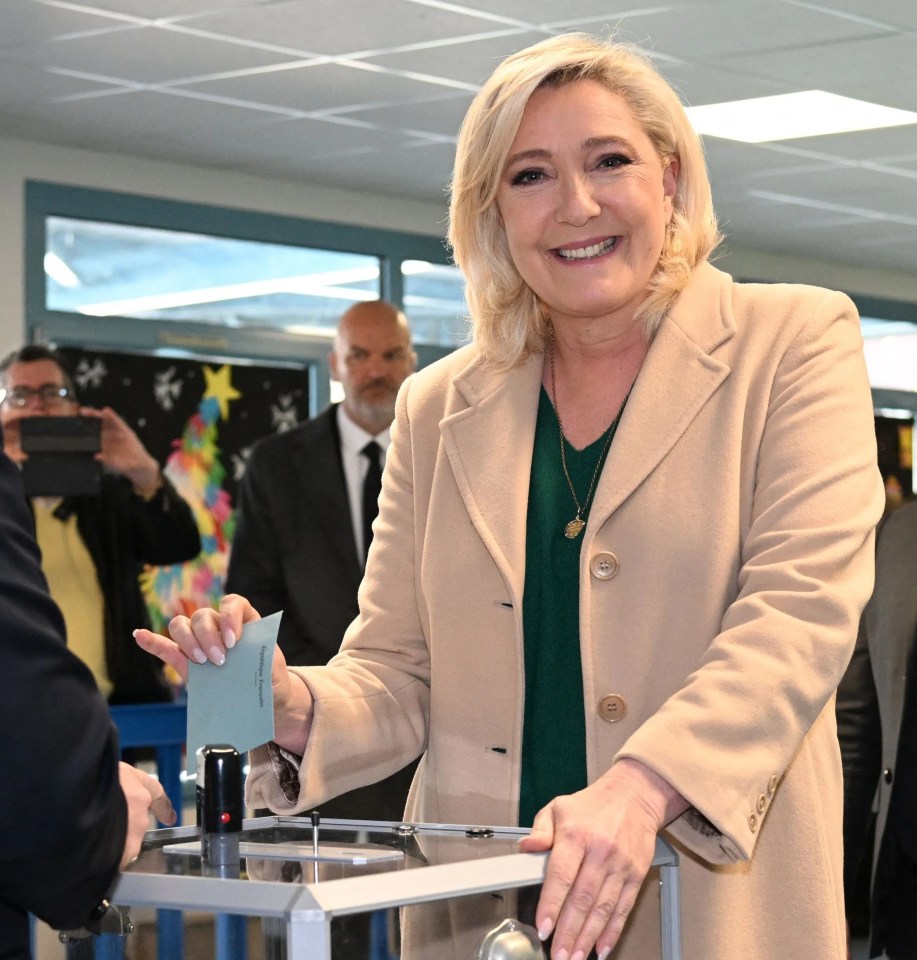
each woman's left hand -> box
[520,758,688,960]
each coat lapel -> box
[589,263,736,528]
[439,351,543,607]
[293,407,361,578]
[437,264,736,578]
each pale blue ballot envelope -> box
[185,611,280,774]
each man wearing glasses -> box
[0,344,200,704]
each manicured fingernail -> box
[208,647,225,666]
[224,629,236,649]
[193,649,208,664]
[538,918,554,941]
[597,948,612,960]
[554,950,569,960]
[571,951,585,960]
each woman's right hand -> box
[134,594,314,755]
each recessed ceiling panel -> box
[1,88,274,144]
[574,1,891,61]
[183,61,461,113]
[342,94,471,138]
[720,34,917,113]
[0,0,125,44]
[285,139,456,197]
[178,0,509,57]
[0,62,124,107]
[0,23,301,84]
[764,127,917,165]
[655,61,792,109]
[76,0,279,19]
[361,30,548,85]
[809,0,917,30]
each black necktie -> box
[361,440,383,562]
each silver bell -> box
[476,918,546,960]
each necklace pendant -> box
[564,517,586,539]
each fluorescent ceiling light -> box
[686,90,917,143]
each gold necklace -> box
[549,333,631,539]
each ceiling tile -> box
[656,61,793,108]
[71,0,278,19]
[0,0,127,45]
[803,0,917,30]
[342,93,472,138]
[183,62,459,113]
[411,0,654,24]
[572,0,893,60]
[720,34,917,112]
[1,23,302,84]
[361,30,547,85]
[747,163,917,218]
[281,138,456,197]
[177,0,508,57]
[761,128,917,166]
[0,61,125,107]
[0,88,276,145]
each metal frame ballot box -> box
[111,816,682,960]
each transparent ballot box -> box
[111,816,682,960]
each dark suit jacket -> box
[0,431,126,958]
[226,405,417,820]
[837,499,917,955]
[49,474,201,704]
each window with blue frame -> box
[26,181,468,366]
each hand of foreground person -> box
[118,762,176,868]
[133,594,314,756]
[520,758,689,960]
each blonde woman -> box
[139,33,883,960]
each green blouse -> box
[519,387,623,827]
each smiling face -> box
[496,78,677,338]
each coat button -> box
[756,794,767,814]
[748,813,758,833]
[598,694,627,722]
[883,768,894,784]
[590,552,619,580]
[768,774,778,794]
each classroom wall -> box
[2,133,917,359]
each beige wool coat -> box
[249,262,884,959]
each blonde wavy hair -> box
[448,33,721,368]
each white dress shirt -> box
[336,404,391,565]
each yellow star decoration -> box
[202,364,241,421]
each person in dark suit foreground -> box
[0,425,175,959]
[226,299,418,821]
[838,498,917,960]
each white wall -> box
[2,134,916,359]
